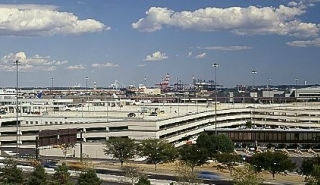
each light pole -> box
[51,77,54,95]
[176,78,179,91]
[268,78,271,104]
[251,70,257,90]
[144,76,147,86]
[80,131,83,161]
[295,78,298,103]
[251,70,257,125]
[15,60,20,158]
[85,77,88,93]
[213,63,219,135]
[86,77,89,111]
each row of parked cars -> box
[127,112,159,117]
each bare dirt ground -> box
[94,161,306,185]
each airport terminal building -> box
[2,88,320,158]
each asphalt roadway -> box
[5,154,305,185]
[42,156,305,185]
[96,167,295,185]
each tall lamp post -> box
[86,77,89,111]
[251,70,257,125]
[295,78,298,103]
[51,77,54,95]
[15,60,20,158]
[212,63,219,135]
[85,77,88,93]
[251,70,257,90]
[268,78,271,104]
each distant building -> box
[293,86,320,101]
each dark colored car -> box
[149,112,157,116]
[197,171,221,180]
[127,112,136,117]
[42,159,59,168]
[0,110,6,114]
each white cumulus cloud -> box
[66,64,85,70]
[132,5,319,38]
[92,62,119,68]
[195,53,206,59]
[0,51,68,72]
[286,38,320,47]
[197,46,252,51]
[0,4,108,37]
[143,51,168,61]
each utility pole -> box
[51,77,54,94]
[86,77,89,111]
[15,60,20,158]
[80,131,83,162]
[295,78,298,104]
[251,70,258,125]
[213,63,219,135]
[268,78,271,104]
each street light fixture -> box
[51,77,54,95]
[295,78,298,103]
[14,60,20,158]
[85,77,89,110]
[251,70,257,125]
[251,70,257,90]
[85,77,89,92]
[212,63,219,135]
[268,78,271,104]
[85,76,90,98]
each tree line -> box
[105,133,320,185]
[3,132,320,184]
[0,159,101,185]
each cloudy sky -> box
[0,0,319,88]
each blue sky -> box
[0,0,320,88]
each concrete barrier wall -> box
[40,143,109,159]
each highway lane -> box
[95,167,233,185]
[11,161,285,185]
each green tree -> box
[232,164,264,185]
[0,159,24,184]
[211,134,234,153]
[59,143,76,159]
[305,164,320,185]
[175,162,201,185]
[245,120,253,128]
[52,162,73,185]
[196,133,212,149]
[104,137,136,168]
[135,176,151,185]
[80,153,94,170]
[301,156,320,176]
[179,144,208,172]
[251,151,295,178]
[77,168,101,185]
[139,138,178,171]
[196,133,214,157]
[124,166,141,185]
[215,153,242,175]
[27,164,48,185]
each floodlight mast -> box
[15,60,20,158]
[212,63,219,136]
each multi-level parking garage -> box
[1,101,320,158]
